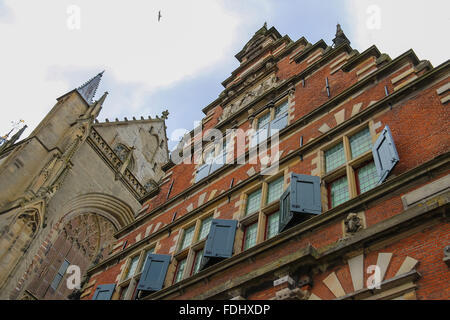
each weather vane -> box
[0,119,25,146]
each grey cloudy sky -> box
[1,0,449,150]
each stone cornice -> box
[116,55,449,238]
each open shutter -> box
[290,174,322,215]
[270,113,288,134]
[137,254,171,291]
[372,125,399,184]
[279,188,292,233]
[210,152,226,174]
[204,219,237,259]
[195,163,211,183]
[92,283,116,300]
[278,174,322,233]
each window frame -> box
[50,259,70,291]
[264,210,280,241]
[320,121,378,210]
[171,212,214,283]
[117,244,156,300]
[238,172,286,252]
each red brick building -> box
[82,24,450,301]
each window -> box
[50,259,70,290]
[267,177,284,204]
[325,142,345,173]
[125,255,139,280]
[195,136,229,183]
[356,161,378,194]
[118,245,156,300]
[251,99,289,148]
[173,258,187,284]
[350,127,372,159]
[322,124,379,209]
[240,174,284,252]
[274,101,288,118]
[171,214,214,283]
[191,249,204,276]
[257,112,271,129]
[265,211,280,240]
[246,189,262,216]
[328,176,350,208]
[180,225,195,250]
[119,285,129,300]
[243,223,258,250]
[198,217,212,241]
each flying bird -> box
[158,10,162,22]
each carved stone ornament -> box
[219,75,278,123]
[344,212,363,234]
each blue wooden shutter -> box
[204,219,237,259]
[290,174,322,215]
[210,152,226,174]
[270,113,288,134]
[92,283,116,300]
[279,188,292,233]
[278,174,321,232]
[137,254,171,291]
[372,125,399,184]
[195,163,211,183]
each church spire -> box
[77,71,104,104]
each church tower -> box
[0,72,169,299]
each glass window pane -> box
[266,211,280,240]
[199,217,212,240]
[51,259,70,290]
[325,142,346,173]
[275,101,288,118]
[246,189,262,216]
[191,249,204,275]
[126,256,139,279]
[350,127,372,159]
[119,285,129,300]
[267,177,284,204]
[180,226,195,250]
[50,273,63,290]
[174,258,187,283]
[357,162,378,193]
[243,223,258,250]
[258,112,271,128]
[329,176,349,208]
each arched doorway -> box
[25,213,116,300]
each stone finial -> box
[161,110,169,120]
[332,23,350,47]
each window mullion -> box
[346,164,358,198]
[256,183,268,244]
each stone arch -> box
[0,208,40,289]
[11,193,134,300]
[25,212,116,300]
[60,192,135,229]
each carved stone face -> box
[344,213,363,234]
[444,245,450,258]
